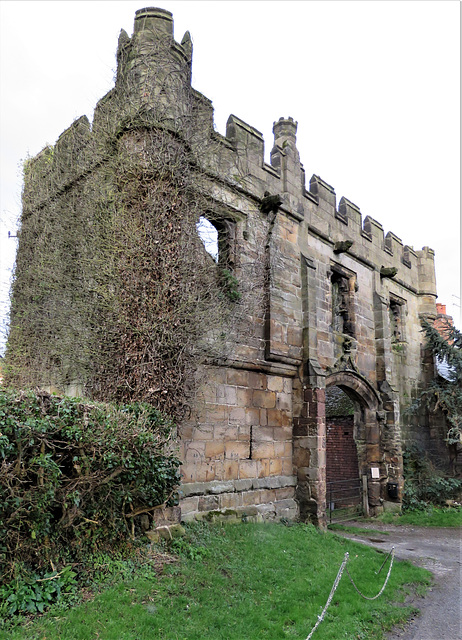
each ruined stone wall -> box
[179,366,297,522]
[9,7,441,525]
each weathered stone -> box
[252,390,276,409]
[181,482,208,497]
[238,460,258,479]
[198,494,219,511]
[256,503,277,519]
[208,480,234,494]
[205,440,225,458]
[153,524,186,541]
[151,506,181,527]
[234,478,253,492]
[219,492,241,509]
[382,500,402,514]
[179,496,199,514]
[145,530,161,543]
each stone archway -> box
[293,368,400,526]
[326,371,383,514]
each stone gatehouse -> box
[8,8,441,527]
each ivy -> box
[6,89,266,421]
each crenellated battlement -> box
[21,6,436,300]
[202,103,431,283]
[18,3,438,316]
[226,115,264,157]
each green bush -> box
[0,389,180,586]
[402,444,462,510]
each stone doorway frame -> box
[326,371,383,516]
[294,367,397,527]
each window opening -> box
[196,216,218,262]
[196,215,237,270]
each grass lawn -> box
[2,522,431,640]
[375,506,462,528]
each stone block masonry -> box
[179,366,298,521]
[8,6,445,526]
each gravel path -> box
[332,521,461,640]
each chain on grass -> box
[305,552,349,640]
[304,547,395,639]
[345,546,395,601]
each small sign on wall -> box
[370,467,380,479]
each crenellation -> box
[117,28,131,52]
[91,89,121,147]
[171,39,191,64]
[180,30,193,61]
[403,245,417,269]
[384,231,403,256]
[226,115,265,162]
[338,196,362,227]
[363,215,384,246]
[53,116,93,186]
[190,88,215,143]
[416,247,437,309]
[309,174,336,209]
[272,116,298,140]
[262,162,280,179]
[22,146,54,216]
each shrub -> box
[0,388,180,584]
[402,444,462,510]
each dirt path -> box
[332,521,461,640]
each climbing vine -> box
[5,25,267,419]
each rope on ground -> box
[304,546,395,639]
[305,552,349,640]
[345,546,395,600]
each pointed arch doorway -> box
[325,370,382,521]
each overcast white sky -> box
[0,0,460,354]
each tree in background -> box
[416,318,462,471]
[400,319,462,509]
